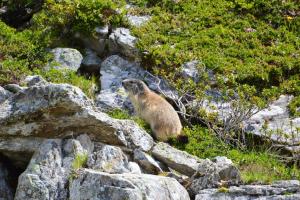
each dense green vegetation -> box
[1,0,299,184]
[0,0,125,94]
[129,0,299,114]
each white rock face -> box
[181,60,200,82]
[195,92,300,152]
[69,169,190,200]
[244,95,300,145]
[95,25,109,36]
[14,136,92,200]
[48,48,83,71]
[195,180,300,200]
[97,55,177,111]
[23,75,47,87]
[188,156,241,196]
[126,15,151,27]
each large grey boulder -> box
[69,169,190,200]
[0,162,13,200]
[47,48,83,71]
[108,28,140,61]
[244,95,300,145]
[15,136,90,200]
[152,142,202,176]
[15,139,68,200]
[97,55,177,111]
[195,180,300,200]
[0,80,154,152]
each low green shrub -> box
[289,96,300,117]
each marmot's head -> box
[122,79,149,95]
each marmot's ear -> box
[131,84,139,95]
[137,82,145,94]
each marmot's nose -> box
[121,80,125,86]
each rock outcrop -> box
[151,142,241,196]
[0,77,154,151]
[244,95,300,147]
[0,75,298,200]
[69,169,190,200]
[195,180,300,200]
[15,139,70,200]
[87,143,136,173]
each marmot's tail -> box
[176,134,189,144]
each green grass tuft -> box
[72,153,88,170]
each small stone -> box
[95,25,109,37]
[126,15,151,27]
[47,48,83,71]
[4,84,24,93]
[134,149,162,174]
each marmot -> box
[122,78,183,142]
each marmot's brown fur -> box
[122,78,183,141]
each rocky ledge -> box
[0,76,299,200]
